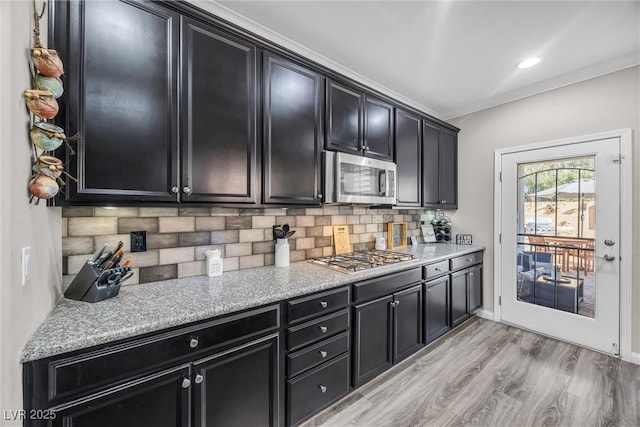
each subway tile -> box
[322,246,334,256]
[61,218,68,237]
[211,230,239,244]
[366,223,378,233]
[239,229,265,243]
[225,243,252,257]
[239,254,264,270]
[394,214,405,223]
[179,207,211,217]
[275,216,296,227]
[62,237,94,256]
[290,250,306,262]
[371,214,384,223]
[315,216,331,226]
[195,216,225,231]
[359,215,372,224]
[120,268,140,286]
[94,234,131,252]
[94,207,139,217]
[306,226,324,237]
[323,226,334,237]
[315,237,332,247]
[264,253,275,266]
[352,207,366,215]
[126,250,159,268]
[288,239,297,251]
[339,206,353,215]
[352,224,366,234]
[118,217,159,234]
[223,257,239,271]
[291,227,306,238]
[69,217,118,236]
[331,215,347,225]
[147,233,178,250]
[158,217,194,233]
[66,255,90,275]
[353,242,368,252]
[178,261,206,278]
[264,229,275,241]
[295,237,315,250]
[350,233,361,244]
[295,216,315,227]
[159,247,194,265]
[62,274,75,290]
[195,245,225,261]
[383,215,394,222]
[210,207,239,216]
[252,215,276,229]
[239,208,265,216]
[404,215,414,222]
[62,207,94,217]
[139,264,177,283]
[287,208,307,216]
[139,207,178,217]
[252,241,275,254]
[323,206,340,215]
[178,232,211,247]
[305,208,323,215]
[225,216,252,229]
[263,208,288,216]
[305,248,323,259]
[346,215,360,225]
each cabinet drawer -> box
[423,260,449,279]
[450,251,483,271]
[287,332,349,377]
[287,309,349,351]
[287,353,350,426]
[37,305,279,406]
[353,268,421,303]
[287,286,350,324]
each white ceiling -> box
[199,1,640,120]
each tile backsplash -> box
[62,206,433,286]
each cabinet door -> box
[395,109,422,206]
[363,96,394,160]
[55,0,179,203]
[424,276,451,344]
[468,264,483,313]
[353,295,393,387]
[51,365,190,427]
[326,81,363,154]
[181,17,258,203]
[439,128,458,208]
[193,334,279,427]
[393,285,424,363]
[451,270,470,327]
[422,121,441,207]
[263,53,324,205]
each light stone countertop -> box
[21,244,485,362]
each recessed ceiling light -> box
[517,57,541,69]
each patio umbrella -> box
[530,179,595,200]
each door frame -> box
[493,128,633,362]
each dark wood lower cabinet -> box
[468,264,483,313]
[193,334,279,427]
[424,275,451,344]
[51,365,191,427]
[451,270,470,327]
[393,285,424,363]
[353,295,393,387]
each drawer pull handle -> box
[190,338,199,348]
[182,378,191,389]
[319,350,328,358]
[466,258,473,262]
[319,301,328,308]
[319,326,328,333]
[319,385,327,393]
[434,268,441,271]
[195,374,204,384]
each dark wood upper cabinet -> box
[363,96,394,160]
[326,81,363,155]
[422,120,458,209]
[395,109,422,207]
[263,53,324,205]
[54,0,179,203]
[181,17,258,204]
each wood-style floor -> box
[302,318,640,427]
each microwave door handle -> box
[380,171,387,196]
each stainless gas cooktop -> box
[311,250,414,273]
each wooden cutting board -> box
[333,225,351,255]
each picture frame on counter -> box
[387,222,408,249]
[421,224,436,243]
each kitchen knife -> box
[103,247,125,271]
[98,240,124,267]
[90,243,108,264]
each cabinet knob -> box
[390,302,396,307]
[319,385,327,394]
[319,326,328,333]
[319,350,328,358]
[427,289,431,293]
[319,301,328,308]
[469,273,474,277]
[171,186,179,194]
[441,200,447,204]
[317,194,323,199]
[183,186,192,194]
[189,338,199,348]
[181,378,191,389]
[394,300,400,306]
[195,374,204,384]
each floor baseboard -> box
[475,309,494,320]
[631,352,640,365]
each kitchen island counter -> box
[21,243,484,362]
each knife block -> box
[64,261,122,303]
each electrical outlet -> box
[130,231,147,252]
[22,246,32,286]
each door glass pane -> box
[516,156,595,318]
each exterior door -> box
[499,137,621,355]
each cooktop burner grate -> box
[311,250,414,273]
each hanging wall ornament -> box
[30,122,66,151]
[31,48,64,78]
[36,75,63,98]
[24,89,59,119]
[29,174,59,202]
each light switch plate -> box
[22,246,32,286]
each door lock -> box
[604,239,615,246]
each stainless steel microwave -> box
[323,151,397,205]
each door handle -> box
[597,254,616,262]
[604,239,615,246]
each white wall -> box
[448,66,640,353]
[0,2,62,424]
